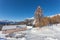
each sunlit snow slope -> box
[26,23,60,40]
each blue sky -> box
[0,0,60,21]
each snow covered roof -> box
[2,25,17,30]
[2,25,26,30]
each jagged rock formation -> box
[33,6,60,27]
[34,6,43,27]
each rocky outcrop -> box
[34,6,43,27]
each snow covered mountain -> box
[0,14,60,40]
[0,14,60,26]
[0,20,17,25]
[48,14,60,17]
[25,14,60,26]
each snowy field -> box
[0,24,60,40]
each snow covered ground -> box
[1,24,60,40]
[26,24,60,40]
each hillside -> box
[25,23,60,40]
[0,23,60,40]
